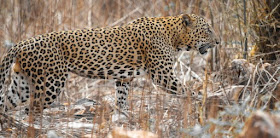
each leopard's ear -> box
[182,14,192,26]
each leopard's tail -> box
[0,46,21,111]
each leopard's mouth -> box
[177,43,214,54]
[198,43,214,55]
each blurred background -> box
[0,0,279,137]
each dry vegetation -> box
[0,0,279,137]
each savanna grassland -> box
[0,0,279,137]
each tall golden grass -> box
[0,0,279,137]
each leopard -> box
[0,14,219,116]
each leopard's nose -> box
[214,38,220,45]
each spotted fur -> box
[0,14,219,114]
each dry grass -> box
[0,0,279,137]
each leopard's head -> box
[177,14,219,55]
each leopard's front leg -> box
[149,69,184,95]
[145,33,185,95]
[146,39,184,94]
